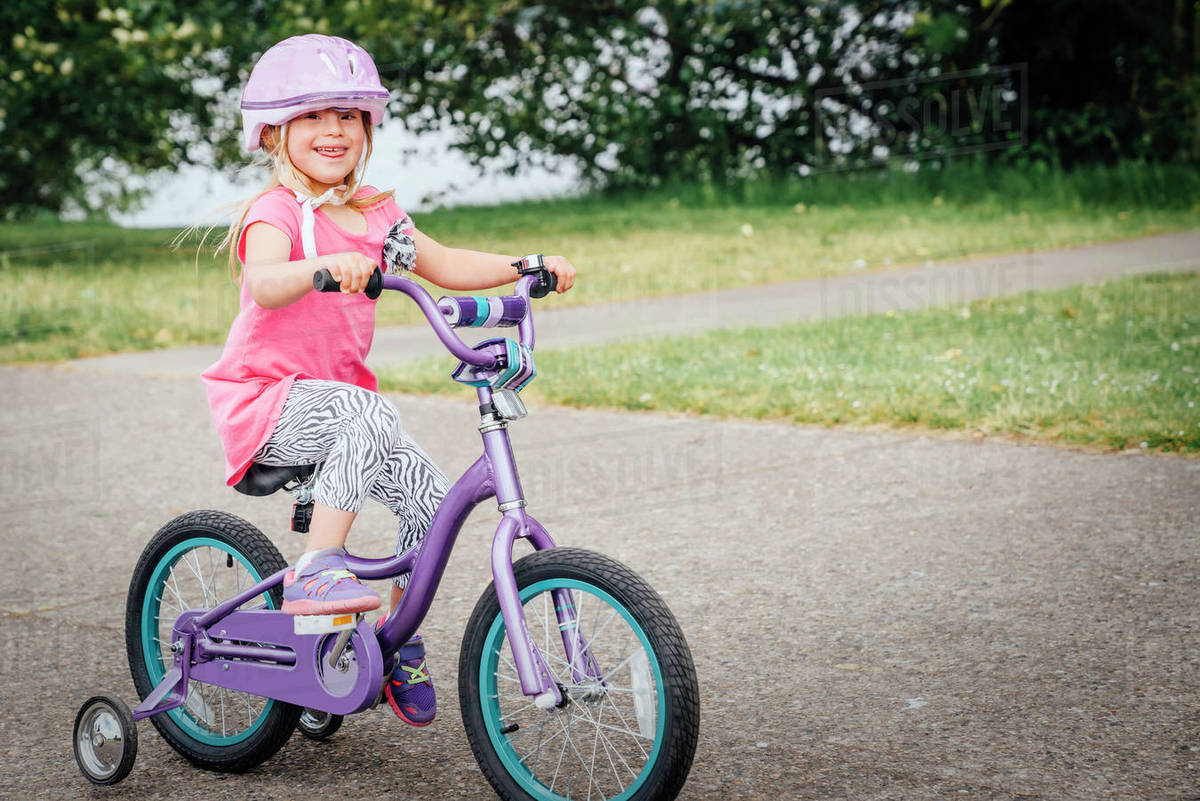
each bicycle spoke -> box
[184,551,211,607]
[498,647,520,679]
[575,714,652,744]
[598,649,641,685]
[570,699,639,784]
[207,547,218,604]
[521,713,556,774]
[157,596,186,616]
[581,704,640,783]
[166,569,190,613]
[594,706,629,788]
[600,692,652,760]
[580,608,619,664]
[598,719,638,782]
[574,589,584,641]
[549,712,570,794]
[500,697,542,719]
[586,701,604,801]
[542,592,551,670]
[562,708,608,801]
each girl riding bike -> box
[201,33,577,727]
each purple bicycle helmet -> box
[240,34,389,153]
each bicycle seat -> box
[233,463,316,497]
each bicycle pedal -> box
[291,502,313,533]
[293,612,361,635]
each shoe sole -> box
[281,596,381,615]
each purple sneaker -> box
[281,552,380,615]
[384,634,437,726]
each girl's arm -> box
[242,222,378,309]
[412,230,576,293]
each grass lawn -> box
[2,163,1199,362]
[378,272,1200,454]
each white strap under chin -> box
[292,185,348,259]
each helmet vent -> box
[318,51,337,76]
[348,52,358,75]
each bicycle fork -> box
[482,395,604,708]
[492,511,562,708]
[491,511,605,709]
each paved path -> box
[2,233,1198,799]
[63,231,1200,377]
[2,367,1198,801]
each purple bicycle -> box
[73,257,700,801]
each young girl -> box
[201,34,577,727]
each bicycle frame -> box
[132,273,593,722]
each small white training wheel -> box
[73,694,137,785]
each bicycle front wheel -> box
[460,548,699,801]
[124,510,301,772]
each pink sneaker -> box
[281,552,380,615]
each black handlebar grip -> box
[530,270,558,299]
[313,267,383,300]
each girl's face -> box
[285,109,366,191]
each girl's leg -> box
[254,379,405,613]
[360,415,449,726]
[367,432,450,592]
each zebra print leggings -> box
[252,379,450,588]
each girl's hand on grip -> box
[325,252,378,294]
[544,255,576,293]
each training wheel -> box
[297,708,344,741]
[73,695,137,785]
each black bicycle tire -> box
[459,547,700,801]
[124,509,301,772]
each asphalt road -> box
[1,361,1197,800]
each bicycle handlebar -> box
[312,268,552,368]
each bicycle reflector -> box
[451,337,537,392]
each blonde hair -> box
[212,111,393,281]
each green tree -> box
[0,1,936,216]
[345,1,913,187]
[0,1,268,218]
[908,0,1199,165]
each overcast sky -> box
[113,121,582,229]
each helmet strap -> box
[291,185,348,259]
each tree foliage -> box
[910,0,1199,166]
[345,1,913,187]
[0,1,268,218]
[2,1,1197,217]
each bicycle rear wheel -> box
[460,548,699,801]
[125,510,301,772]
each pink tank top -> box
[201,185,409,486]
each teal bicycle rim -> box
[140,537,275,746]
[479,578,667,801]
